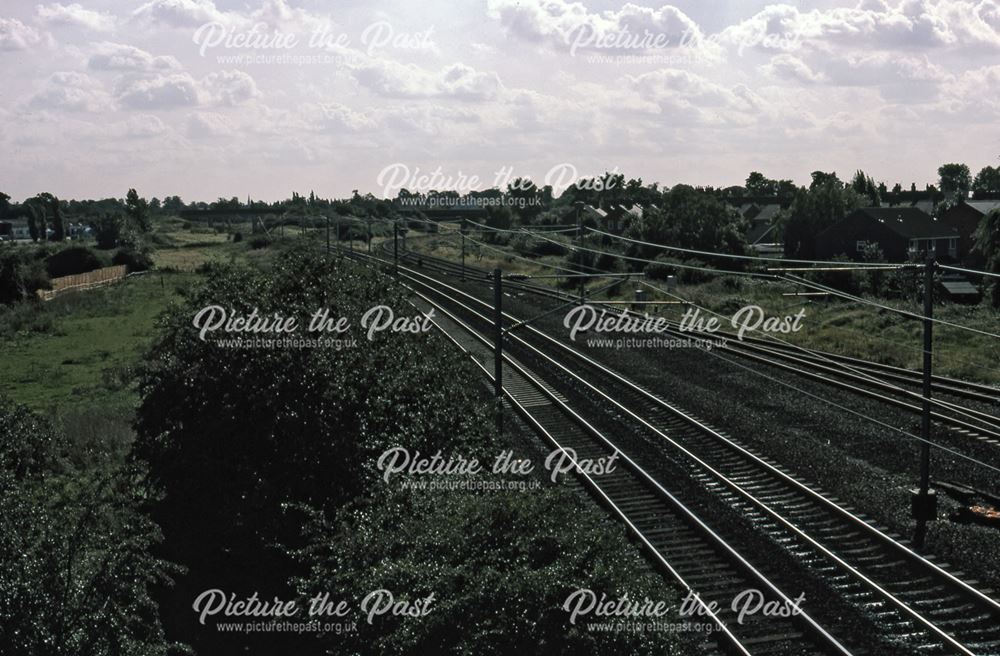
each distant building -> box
[815,207,959,262]
[602,203,646,233]
[740,203,782,246]
[937,199,1000,264]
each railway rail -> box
[394,241,1000,447]
[346,244,1000,655]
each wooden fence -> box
[37,265,127,301]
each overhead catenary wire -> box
[938,264,1000,280]
[637,279,1000,434]
[783,274,1000,341]
[585,226,904,269]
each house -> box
[743,203,782,246]
[603,203,645,233]
[815,207,959,262]
[938,199,1000,264]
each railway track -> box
[395,241,1000,447]
[402,270,857,656]
[350,245,1000,654]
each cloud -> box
[763,53,826,83]
[28,71,113,112]
[88,42,181,72]
[122,113,167,137]
[201,69,260,105]
[132,0,232,28]
[314,102,377,131]
[36,3,116,32]
[337,48,503,100]
[0,18,46,51]
[719,0,1000,55]
[116,69,259,108]
[116,72,201,108]
[486,0,716,57]
[186,111,235,137]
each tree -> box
[93,213,123,249]
[745,171,774,196]
[0,192,9,220]
[809,171,842,190]
[296,486,689,655]
[973,165,1000,195]
[161,196,185,213]
[134,250,503,653]
[51,195,65,241]
[624,185,748,262]
[0,398,173,655]
[974,208,1000,308]
[126,188,151,232]
[938,163,971,197]
[782,179,860,258]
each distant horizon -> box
[0,162,987,205]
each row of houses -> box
[738,199,1000,264]
[0,221,93,241]
[813,200,999,263]
[576,197,998,265]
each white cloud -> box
[36,3,116,32]
[0,18,46,51]
[186,111,235,137]
[116,72,201,108]
[132,0,232,28]
[338,47,503,100]
[201,69,260,105]
[764,54,826,83]
[486,0,718,58]
[314,102,377,131]
[28,71,113,112]
[88,42,181,72]
[116,69,259,109]
[122,113,167,137]
[720,0,1000,55]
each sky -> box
[1,0,998,202]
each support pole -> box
[461,231,466,282]
[393,222,399,277]
[494,268,503,435]
[577,204,584,305]
[325,215,330,257]
[913,252,937,549]
[367,219,372,254]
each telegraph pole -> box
[325,215,330,257]
[913,251,937,550]
[494,268,503,435]
[461,219,467,282]
[575,201,585,305]
[393,222,399,277]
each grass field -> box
[0,272,196,411]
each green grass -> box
[0,272,195,411]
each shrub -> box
[45,245,103,278]
[295,486,689,655]
[677,258,713,285]
[112,248,153,272]
[0,398,173,656]
[529,239,568,257]
[134,251,501,653]
[643,255,675,281]
[0,249,50,305]
[249,235,270,249]
[232,231,243,242]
